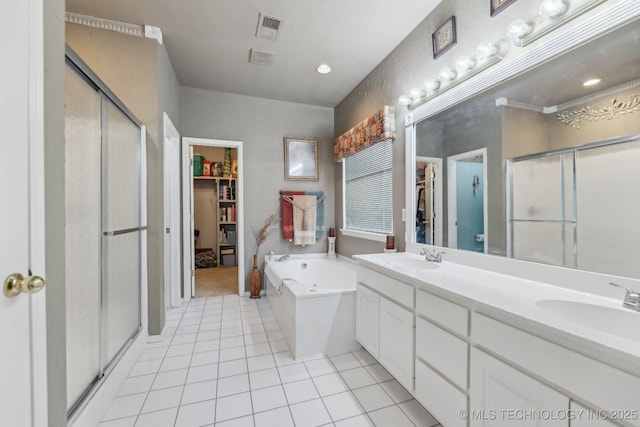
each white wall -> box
[180,87,334,291]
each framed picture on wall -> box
[432,16,457,59]
[284,137,319,181]
[491,0,518,16]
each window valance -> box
[333,105,396,161]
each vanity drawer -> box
[416,289,469,336]
[416,317,468,389]
[472,312,640,424]
[357,266,414,308]
[415,358,467,427]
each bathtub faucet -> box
[276,254,291,262]
[420,248,445,263]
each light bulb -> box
[424,78,441,92]
[410,87,426,100]
[476,41,498,60]
[582,78,601,87]
[507,19,532,40]
[456,56,476,72]
[439,67,457,82]
[398,95,411,106]
[539,0,568,18]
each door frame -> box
[447,148,488,252]
[416,156,443,246]
[163,113,182,308]
[181,137,245,299]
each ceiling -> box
[66,0,442,107]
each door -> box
[164,113,182,308]
[355,284,380,358]
[182,144,195,301]
[379,297,414,391]
[1,0,48,424]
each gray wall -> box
[333,0,583,257]
[66,24,181,334]
[180,87,334,290]
[45,0,67,425]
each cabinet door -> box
[356,284,380,358]
[379,297,414,390]
[470,348,569,426]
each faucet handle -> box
[609,282,637,295]
[610,282,640,309]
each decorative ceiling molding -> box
[65,12,163,45]
[557,92,640,129]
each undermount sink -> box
[536,299,640,341]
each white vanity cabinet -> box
[355,266,415,391]
[470,347,569,426]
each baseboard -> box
[68,331,147,427]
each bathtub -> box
[264,254,359,359]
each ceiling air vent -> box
[249,49,274,66]
[256,13,281,40]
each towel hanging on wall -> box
[290,195,318,245]
[280,190,325,241]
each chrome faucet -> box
[610,282,640,312]
[420,248,445,263]
[276,254,291,262]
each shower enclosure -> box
[65,51,146,416]
[508,135,640,278]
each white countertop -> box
[354,252,640,373]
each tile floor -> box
[99,295,442,427]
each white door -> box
[164,113,182,308]
[182,144,196,301]
[355,284,380,359]
[379,298,414,391]
[1,0,48,424]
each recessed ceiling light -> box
[316,64,331,74]
[583,78,601,87]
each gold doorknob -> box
[4,273,45,298]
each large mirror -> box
[411,16,640,279]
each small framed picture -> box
[432,16,457,59]
[211,162,223,177]
[491,0,518,16]
[284,137,319,181]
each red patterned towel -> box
[280,190,304,240]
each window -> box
[343,139,393,238]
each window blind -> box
[343,139,393,235]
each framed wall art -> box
[491,0,518,16]
[432,16,457,59]
[284,137,319,181]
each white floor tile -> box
[219,345,247,362]
[312,373,349,397]
[278,362,310,383]
[379,380,413,404]
[329,353,361,371]
[351,350,377,366]
[246,342,272,357]
[334,414,375,427]
[181,379,217,405]
[263,322,280,332]
[269,339,289,353]
[117,374,155,397]
[190,350,219,367]
[244,332,269,345]
[222,319,243,329]
[186,363,218,383]
[159,355,191,372]
[215,392,253,422]
[220,327,244,338]
[339,367,376,389]
[322,391,364,421]
[171,333,197,345]
[98,416,136,427]
[247,354,276,372]
[134,407,178,427]
[399,399,439,427]
[194,339,220,353]
[138,347,168,361]
[220,335,245,349]
[266,330,284,341]
[166,342,195,357]
[249,368,281,390]
[367,405,414,427]
[176,325,199,335]
[283,379,320,404]
[251,384,288,413]
[151,369,188,390]
[243,324,265,335]
[273,351,297,366]
[351,384,394,412]
[363,364,393,383]
[180,317,201,326]
[101,393,147,421]
[215,414,255,427]
[253,406,294,427]
[304,357,337,377]
[141,386,183,413]
[129,359,162,377]
[217,373,250,397]
[219,358,248,378]
[174,399,216,427]
[198,322,221,333]
[290,398,332,427]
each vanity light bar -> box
[508,0,608,47]
[399,43,504,111]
